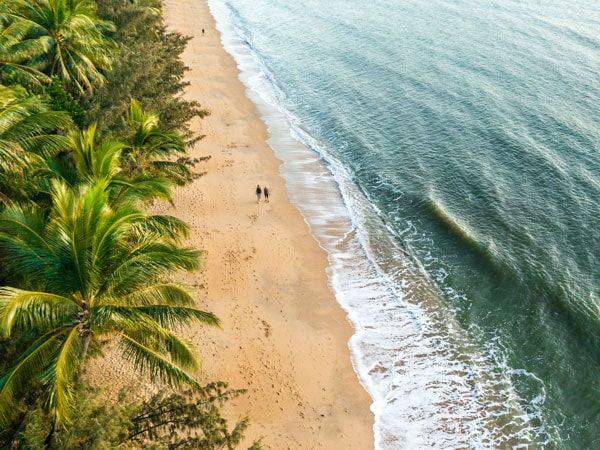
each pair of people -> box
[256,184,270,203]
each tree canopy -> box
[0,179,219,427]
[0,0,117,96]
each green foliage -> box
[2,385,136,449]
[0,180,219,427]
[0,0,117,97]
[0,7,51,90]
[3,383,262,450]
[90,0,208,142]
[0,0,229,446]
[0,84,74,207]
[45,76,86,128]
[0,85,73,163]
[121,99,194,186]
[54,124,175,205]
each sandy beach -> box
[154,0,374,447]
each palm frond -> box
[19,132,72,158]
[127,98,159,132]
[133,214,191,241]
[0,202,54,281]
[101,243,202,298]
[92,305,214,372]
[134,305,220,330]
[144,130,186,157]
[112,283,197,307]
[3,110,72,155]
[89,207,147,287]
[109,176,173,205]
[115,330,200,389]
[49,180,119,298]
[0,138,28,171]
[42,326,82,425]
[0,86,72,153]
[69,124,99,181]
[163,333,201,371]
[0,287,76,336]
[0,327,69,427]
[94,302,219,331]
[90,305,169,337]
[2,0,117,96]
[122,99,191,184]
[0,87,72,191]
[94,136,127,180]
[0,13,51,86]
[148,160,192,186]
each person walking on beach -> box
[256,184,262,203]
[264,186,270,203]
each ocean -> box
[206,0,600,448]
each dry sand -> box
[90,0,374,448]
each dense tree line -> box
[0,1,258,448]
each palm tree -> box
[0,85,72,204]
[0,179,219,429]
[0,0,117,96]
[0,11,51,87]
[122,99,193,186]
[61,123,192,240]
[51,123,176,206]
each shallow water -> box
[207,0,600,447]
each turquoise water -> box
[208,0,600,447]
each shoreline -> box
[159,0,375,447]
